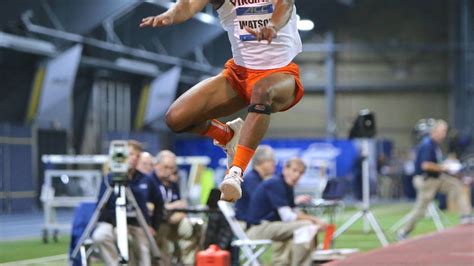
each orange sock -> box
[202,119,234,145]
[232,145,255,172]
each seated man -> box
[247,158,327,266]
[137,151,154,176]
[148,150,201,265]
[92,140,154,266]
[235,145,276,223]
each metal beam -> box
[325,32,336,138]
[303,42,474,53]
[194,46,211,66]
[82,56,158,76]
[103,20,123,45]
[304,82,451,93]
[81,56,202,84]
[0,32,56,56]
[21,11,221,74]
[40,0,65,31]
[453,0,474,144]
[0,31,203,84]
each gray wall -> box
[263,0,453,152]
[266,91,448,150]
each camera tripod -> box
[390,201,447,233]
[71,180,160,265]
[332,139,389,246]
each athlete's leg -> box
[220,73,297,201]
[232,73,296,171]
[241,73,296,147]
[165,73,247,134]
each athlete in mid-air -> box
[140,0,303,202]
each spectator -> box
[247,158,327,266]
[148,150,201,265]
[137,151,154,175]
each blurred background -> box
[0,0,473,264]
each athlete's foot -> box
[214,118,244,168]
[219,166,243,202]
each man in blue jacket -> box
[247,158,327,266]
[148,150,201,265]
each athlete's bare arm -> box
[245,0,294,43]
[140,0,213,28]
[269,0,294,31]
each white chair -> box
[217,200,272,266]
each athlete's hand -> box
[245,25,277,44]
[140,12,174,28]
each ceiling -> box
[0,0,450,81]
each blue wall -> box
[174,137,358,178]
[0,124,35,213]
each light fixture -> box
[115,58,159,76]
[297,19,314,31]
[195,13,219,25]
[60,174,70,184]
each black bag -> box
[203,188,233,249]
[322,179,346,200]
[203,212,233,250]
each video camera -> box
[348,109,376,139]
[108,140,129,182]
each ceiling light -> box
[195,13,219,25]
[115,58,159,75]
[298,19,314,31]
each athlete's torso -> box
[215,0,302,70]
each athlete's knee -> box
[252,80,274,105]
[165,108,185,133]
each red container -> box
[323,224,336,250]
[196,244,231,266]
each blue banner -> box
[174,137,358,178]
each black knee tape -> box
[248,104,272,114]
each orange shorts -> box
[222,59,304,112]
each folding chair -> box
[217,200,272,266]
[69,202,97,266]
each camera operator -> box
[92,140,154,265]
[397,120,472,240]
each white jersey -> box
[216,0,302,70]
